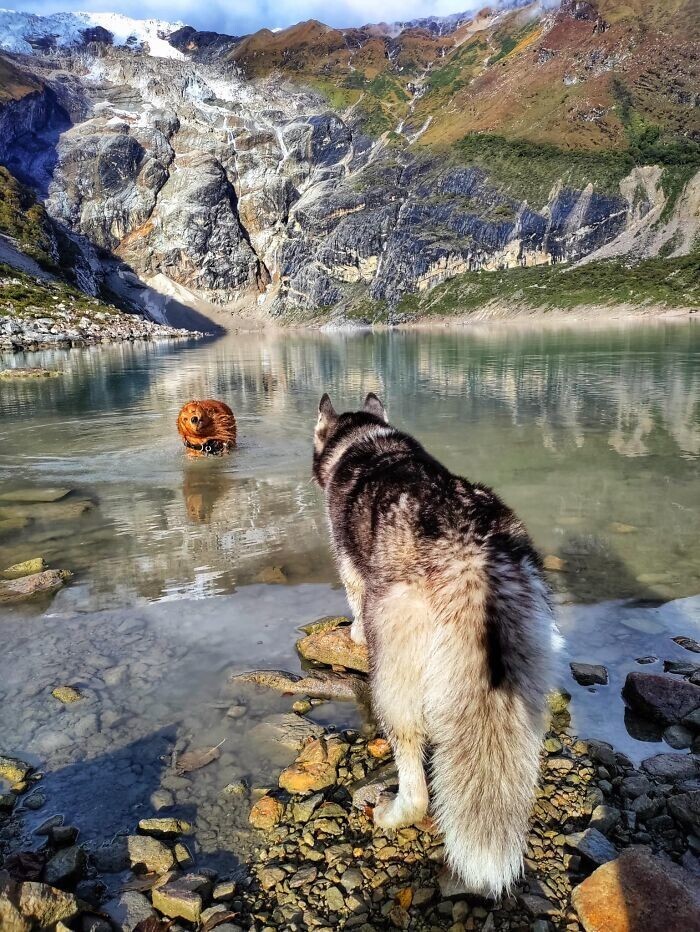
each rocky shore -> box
[1,618,699,932]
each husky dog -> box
[313,392,555,898]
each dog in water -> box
[313,392,556,898]
[177,400,237,456]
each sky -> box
[10,0,484,34]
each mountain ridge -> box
[0,1,697,327]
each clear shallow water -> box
[0,320,699,868]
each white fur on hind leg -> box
[373,790,427,830]
[350,617,366,645]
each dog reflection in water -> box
[177,400,237,456]
[182,466,232,523]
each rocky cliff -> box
[0,0,698,324]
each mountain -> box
[0,1,697,325]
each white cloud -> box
[10,0,487,35]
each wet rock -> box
[296,626,369,674]
[43,846,87,887]
[151,875,209,923]
[231,668,367,702]
[664,660,700,677]
[622,672,700,725]
[571,847,700,932]
[0,875,85,932]
[249,795,284,830]
[249,712,325,750]
[254,565,287,584]
[664,724,694,749]
[547,689,571,715]
[636,656,658,665]
[0,488,70,503]
[92,838,129,873]
[0,755,31,785]
[49,826,79,847]
[127,835,175,874]
[51,686,83,704]
[279,736,348,794]
[102,891,155,931]
[673,636,700,654]
[0,569,72,604]
[137,817,191,839]
[641,753,700,781]
[299,616,350,636]
[1,558,46,579]
[149,789,175,811]
[222,780,248,797]
[564,828,617,865]
[570,663,608,687]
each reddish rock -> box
[572,846,700,932]
[248,795,284,830]
[622,672,700,725]
[367,738,391,759]
[279,736,348,794]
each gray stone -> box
[668,791,700,831]
[564,828,618,865]
[589,805,621,835]
[103,892,156,931]
[664,725,695,749]
[623,672,700,726]
[249,713,324,751]
[642,754,700,782]
[127,835,175,874]
[43,846,86,887]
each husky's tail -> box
[425,561,554,899]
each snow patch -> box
[0,9,186,59]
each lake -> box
[1,319,699,874]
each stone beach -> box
[1,613,699,932]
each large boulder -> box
[0,873,85,932]
[572,847,700,932]
[641,754,700,782]
[622,672,700,725]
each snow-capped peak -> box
[0,9,186,59]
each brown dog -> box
[177,400,237,455]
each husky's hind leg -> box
[369,586,429,829]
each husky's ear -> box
[318,393,337,422]
[363,392,387,422]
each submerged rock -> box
[0,489,70,503]
[249,712,324,750]
[0,570,72,604]
[230,668,368,702]
[572,847,700,932]
[137,817,191,839]
[51,686,83,704]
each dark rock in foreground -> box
[622,672,700,725]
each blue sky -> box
[12,0,477,34]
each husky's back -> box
[313,393,555,898]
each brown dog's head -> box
[177,401,214,439]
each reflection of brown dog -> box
[177,400,237,456]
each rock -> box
[296,626,369,674]
[0,369,61,381]
[173,842,193,868]
[668,791,700,831]
[664,660,700,677]
[589,805,621,835]
[300,616,350,635]
[212,881,236,901]
[543,736,563,753]
[221,780,248,797]
[0,755,31,784]
[230,668,368,702]
[43,846,87,887]
[519,893,558,917]
[564,829,617,865]
[137,817,191,839]
[547,689,571,715]
[279,736,348,794]
[622,672,700,725]
[92,838,129,873]
[570,663,608,686]
[0,488,70,503]
[0,875,85,932]
[258,867,286,891]
[664,725,694,749]
[51,686,83,704]
[641,754,700,781]
[571,847,700,932]
[673,636,700,654]
[49,826,79,847]
[367,738,391,759]
[684,708,700,730]
[249,795,284,830]
[543,555,566,572]
[339,868,363,891]
[102,891,156,931]
[151,875,208,923]
[226,703,247,719]
[1,558,46,579]
[324,885,345,912]
[249,713,325,750]
[636,656,658,664]
[292,792,323,823]
[254,565,287,584]
[620,773,651,798]
[149,789,175,811]
[350,763,399,809]
[127,835,175,874]
[0,570,71,603]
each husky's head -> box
[313,392,388,487]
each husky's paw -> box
[350,619,367,646]
[373,793,425,830]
